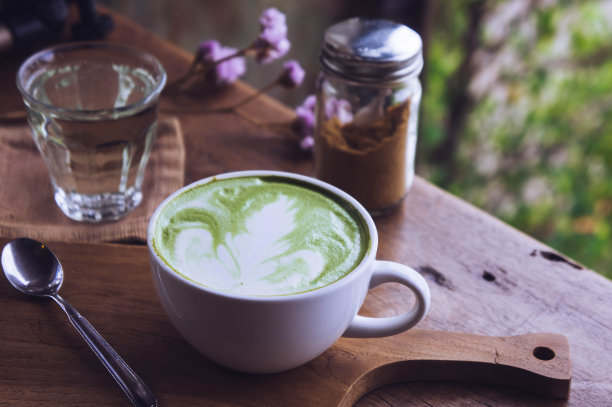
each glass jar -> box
[314,18,423,216]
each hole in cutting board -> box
[482,271,496,282]
[533,346,555,361]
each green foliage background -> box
[418,0,612,277]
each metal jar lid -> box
[320,17,423,83]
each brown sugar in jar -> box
[314,18,423,216]
[314,100,411,213]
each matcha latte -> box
[151,175,370,296]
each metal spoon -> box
[1,238,157,407]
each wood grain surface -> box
[0,239,572,407]
[1,6,611,407]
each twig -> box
[0,110,27,122]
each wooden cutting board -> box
[0,239,570,406]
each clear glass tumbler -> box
[16,42,167,222]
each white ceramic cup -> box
[147,170,430,373]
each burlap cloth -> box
[0,116,185,243]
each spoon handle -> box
[51,294,158,407]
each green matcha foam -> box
[152,176,369,296]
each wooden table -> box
[1,8,611,407]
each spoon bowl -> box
[1,238,63,296]
[1,238,157,407]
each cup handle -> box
[343,260,431,338]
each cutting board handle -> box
[332,330,571,406]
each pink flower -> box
[253,8,291,64]
[325,98,353,124]
[300,136,314,151]
[197,40,221,61]
[279,60,305,88]
[197,40,246,85]
[295,94,316,129]
[259,8,287,43]
[294,95,316,151]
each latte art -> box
[152,176,369,295]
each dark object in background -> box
[70,0,114,41]
[0,0,67,53]
[0,0,114,55]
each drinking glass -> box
[16,42,167,222]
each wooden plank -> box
[0,239,574,406]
